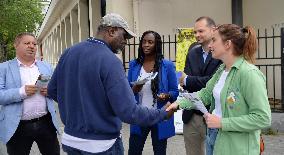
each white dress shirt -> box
[17,59,47,120]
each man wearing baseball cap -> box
[48,13,174,155]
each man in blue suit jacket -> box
[0,32,59,155]
[179,17,222,155]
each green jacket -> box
[179,57,271,155]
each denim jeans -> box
[128,126,167,155]
[62,137,124,155]
[206,128,218,155]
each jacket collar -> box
[16,58,37,67]
[231,56,245,70]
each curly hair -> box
[136,30,164,105]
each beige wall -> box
[106,0,231,36]
[106,0,134,34]
[137,0,231,36]
[243,0,284,29]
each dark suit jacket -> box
[182,44,222,124]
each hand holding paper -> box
[165,102,179,112]
[181,92,208,114]
[40,87,48,96]
[35,74,50,89]
[35,75,50,96]
[130,72,158,85]
[163,102,175,119]
[25,85,38,96]
[132,84,144,93]
[204,113,221,128]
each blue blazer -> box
[0,58,59,144]
[128,59,179,140]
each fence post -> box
[122,50,126,72]
[281,27,284,109]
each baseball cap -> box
[100,13,137,39]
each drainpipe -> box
[281,28,284,110]
[232,0,243,27]
[101,0,106,17]
[87,0,90,37]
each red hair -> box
[216,24,257,63]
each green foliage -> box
[0,0,44,61]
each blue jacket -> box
[0,59,59,144]
[47,38,169,140]
[128,59,179,140]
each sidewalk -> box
[1,123,284,155]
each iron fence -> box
[123,28,284,112]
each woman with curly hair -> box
[127,30,179,155]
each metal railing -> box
[123,28,284,112]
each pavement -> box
[1,122,284,155]
[271,113,284,132]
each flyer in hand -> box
[181,92,208,114]
[36,74,50,88]
[131,72,158,85]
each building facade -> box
[36,0,284,103]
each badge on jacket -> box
[227,92,236,109]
